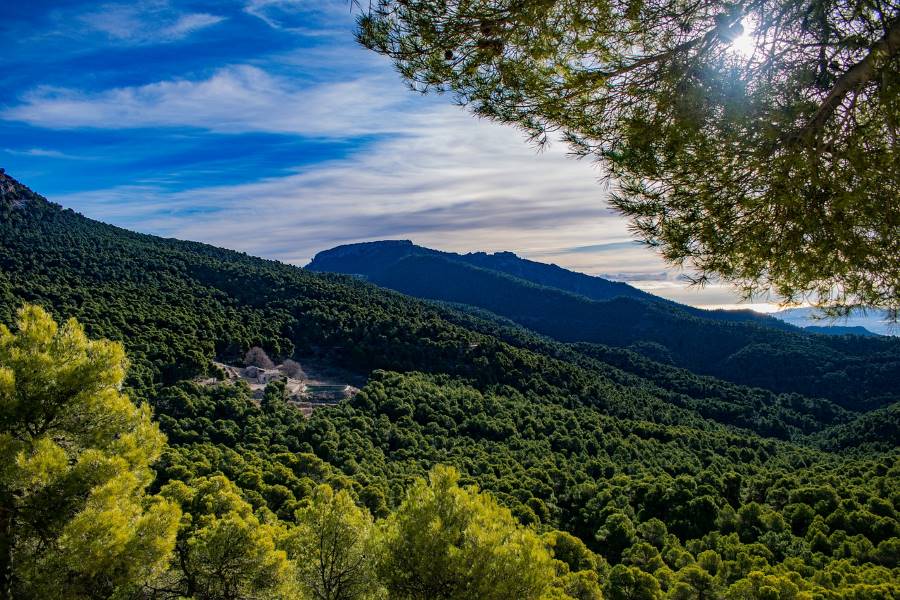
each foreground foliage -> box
[358,0,900,312]
[3,306,896,598]
[0,306,179,599]
[378,465,559,599]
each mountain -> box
[773,306,895,337]
[309,240,900,411]
[2,171,898,597]
[0,171,851,438]
[802,325,880,337]
[310,239,788,326]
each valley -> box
[0,171,897,598]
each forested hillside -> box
[309,242,900,411]
[309,240,779,323]
[1,172,898,598]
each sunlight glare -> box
[728,17,757,58]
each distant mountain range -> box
[771,307,895,337]
[309,240,900,410]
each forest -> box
[1,174,898,599]
[309,242,900,411]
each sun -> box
[728,18,757,58]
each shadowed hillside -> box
[310,241,900,411]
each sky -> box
[1,0,775,310]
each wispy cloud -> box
[2,65,409,137]
[599,271,670,282]
[53,107,634,265]
[3,147,85,160]
[162,13,227,39]
[2,1,769,310]
[555,241,644,254]
[77,1,226,44]
[243,0,349,35]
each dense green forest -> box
[1,172,898,598]
[309,242,900,411]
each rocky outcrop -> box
[0,169,48,211]
[206,360,357,413]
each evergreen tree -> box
[157,476,296,600]
[358,0,900,312]
[0,305,180,599]
[377,465,557,599]
[287,484,382,600]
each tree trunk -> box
[0,500,14,600]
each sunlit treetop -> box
[0,305,179,599]
[358,0,900,315]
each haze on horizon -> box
[2,0,778,311]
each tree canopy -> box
[358,0,900,313]
[0,305,180,600]
[377,465,558,599]
[0,177,897,599]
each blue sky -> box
[1,0,769,309]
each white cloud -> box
[45,105,757,308]
[4,4,764,310]
[162,13,227,39]
[631,279,771,309]
[2,65,410,137]
[77,1,225,44]
[243,0,349,35]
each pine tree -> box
[0,305,180,599]
[359,0,900,313]
[377,465,557,599]
[287,484,382,600]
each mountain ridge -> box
[309,240,900,410]
[309,240,798,328]
[773,306,892,337]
